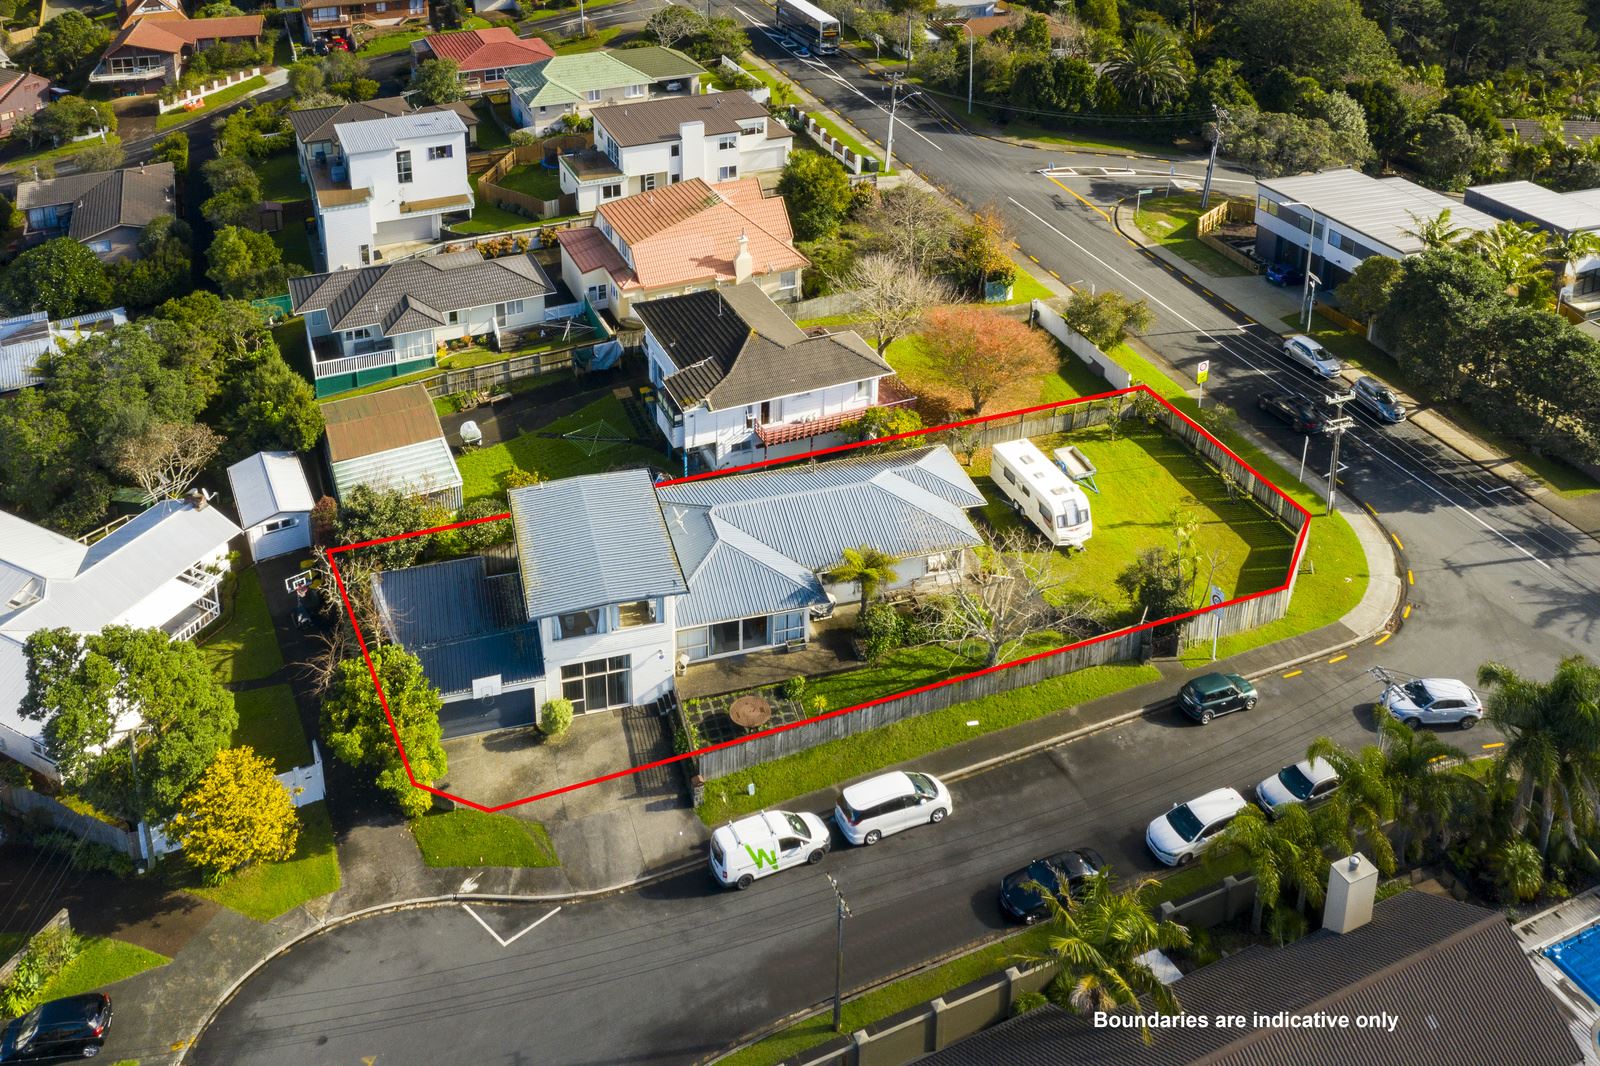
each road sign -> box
[1196,359,1210,384]
[1209,584,1226,606]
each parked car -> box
[835,771,951,845]
[1257,391,1330,434]
[1178,672,1258,724]
[998,848,1106,923]
[1146,787,1249,866]
[0,993,112,1062]
[1282,334,1344,378]
[1265,262,1305,286]
[1352,375,1406,423]
[709,810,830,889]
[1256,757,1340,816]
[1380,677,1483,729]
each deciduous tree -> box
[322,645,447,818]
[169,747,300,885]
[201,156,264,229]
[646,4,704,48]
[917,306,1053,414]
[838,255,953,355]
[116,422,222,505]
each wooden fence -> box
[477,145,573,219]
[1,786,138,858]
[423,347,580,399]
[1195,198,1255,236]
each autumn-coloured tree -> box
[917,306,1055,414]
[169,747,299,885]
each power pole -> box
[826,873,853,1032]
[886,75,915,174]
[1322,388,1356,515]
[1199,105,1225,212]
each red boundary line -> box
[327,386,1312,813]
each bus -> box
[775,0,840,55]
[989,439,1094,549]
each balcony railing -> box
[88,64,168,83]
[313,345,435,379]
[753,379,917,447]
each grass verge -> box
[185,802,341,922]
[410,810,559,868]
[1,134,124,176]
[805,109,881,167]
[200,569,283,684]
[1133,194,1254,278]
[42,938,170,999]
[155,76,266,131]
[232,685,313,774]
[553,25,623,53]
[456,394,669,501]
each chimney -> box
[733,230,752,285]
[185,487,209,511]
[1322,853,1379,934]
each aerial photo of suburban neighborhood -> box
[5,0,1600,1063]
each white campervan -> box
[709,810,831,889]
[989,439,1093,548]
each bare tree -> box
[929,527,1102,667]
[646,5,704,48]
[863,186,960,274]
[836,254,953,356]
[299,549,386,698]
[117,422,222,505]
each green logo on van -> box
[744,844,778,870]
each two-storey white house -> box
[288,248,554,396]
[290,106,473,272]
[562,92,793,213]
[635,283,901,472]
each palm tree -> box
[1401,209,1467,251]
[1492,839,1545,903]
[825,545,900,612]
[1205,805,1324,934]
[1478,656,1600,859]
[1021,870,1190,1045]
[1102,29,1191,112]
[1305,737,1398,876]
[1375,707,1470,863]
[1470,220,1547,290]
[1546,229,1600,299]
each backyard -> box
[456,393,670,501]
[492,160,563,201]
[455,172,547,234]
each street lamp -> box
[1279,199,1322,333]
[884,77,921,174]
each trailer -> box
[989,439,1093,548]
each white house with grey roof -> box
[565,91,793,214]
[634,283,899,472]
[0,496,239,777]
[1254,168,1500,290]
[0,307,126,393]
[226,451,316,562]
[288,249,553,396]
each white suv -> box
[1256,757,1340,816]
[835,771,952,845]
[1381,677,1483,729]
[1145,787,1248,866]
[1282,334,1343,378]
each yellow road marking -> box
[1407,569,1415,585]
[1402,604,1412,619]
[1201,288,1215,298]
[1375,632,1392,646]
[1282,669,1303,678]
[1329,653,1348,664]
[1391,532,1403,550]
[1043,173,1112,222]
[1048,269,1061,279]
[1222,302,1238,312]
[1363,501,1377,517]
[1011,240,1021,249]
[1482,742,1505,750]
[1429,755,1448,764]
[1242,316,1256,325]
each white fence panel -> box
[1032,299,1133,389]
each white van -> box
[989,439,1093,548]
[709,810,831,889]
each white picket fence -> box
[144,742,326,858]
[157,67,264,114]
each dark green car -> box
[1179,672,1258,724]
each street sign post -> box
[1209,584,1225,661]
[1196,359,1209,407]
[1134,187,1155,216]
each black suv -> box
[998,849,1106,923]
[0,994,112,1062]
[1178,672,1259,724]
[1257,391,1329,434]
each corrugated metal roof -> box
[372,557,541,697]
[1257,169,1499,255]
[916,891,1580,1066]
[321,383,447,463]
[1464,180,1600,235]
[0,308,129,393]
[226,451,315,529]
[666,514,826,627]
[334,110,466,155]
[330,438,462,501]
[509,468,688,619]
[0,510,88,580]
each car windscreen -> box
[907,773,937,800]
[785,812,811,836]
[1278,765,1316,800]
[1167,803,1204,842]
[1402,679,1431,705]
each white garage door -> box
[374,215,436,246]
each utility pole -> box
[826,873,853,1032]
[1199,105,1225,212]
[885,76,918,174]
[966,24,974,115]
[905,9,915,65]
[578,0,587,37]
[1322,389,1356,515]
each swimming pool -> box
[1546,923,1600,1006]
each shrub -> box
[540,697,574,738]
[0,925,82,1016]
[509,129,538,147]
[501,467,545,492]
[857,601,906,663]
[807,695,828,715]
[169,747,300,886]
[1011,990,1048,1016]
[778,675,807,700]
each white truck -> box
[989,439,1093,549]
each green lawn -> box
[257,150,307,203]
[456,394,670,501]
[1134,194,1255,278]
[990,119,1180,157]
[271,219,315,272]
[155,76,267,131]
[41,937,169,999]
[273,319,313,378]
[806,110,882,167]
[1277,311,1600,498]
[0,134,124,177]
[185,802,341,922]
[364,18,488,56]
[200,569,284,684]
[1003,267,1056,306]
[473,98,512,151]
[552,25,623,54]
[698,662,1159,825]
[740,62,797,108]
[410,810,559,867]
[232,686,313,774]
[527,0,629,18]
[492,161,562,200]
[456,171,547,234]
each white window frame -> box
[263,517,298,533]
[716,135,737,151]
[625,83,646,98]
[428,144,452,160]
[395,149,413,184]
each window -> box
[313,6,336,19]
[375,1,385,9]
[495,299,525,323]
[1002,466,1016,484]
[778,270,798,293]
[772,610,806,644]
[717,165,738,181]
[428,144,452,160]
[586,89,602,102]
[669,144,680,157]
[447,309,459,324]
[601,182,622,200]
[482,67,505,82]
[561,656,629,713]
[585,283,608,307]
[670,173,681,183]
[625,84,646,98]
[716,135,737,150]
[740,122,764,136]
[395,150,412,184]
[556,608,601,639]
[263,517,298,533]
[852,380,870,404]
[616,600,658,628]
[408,0,423,12]
[359,244,370,265]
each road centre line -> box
[1042,173,1112,222]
